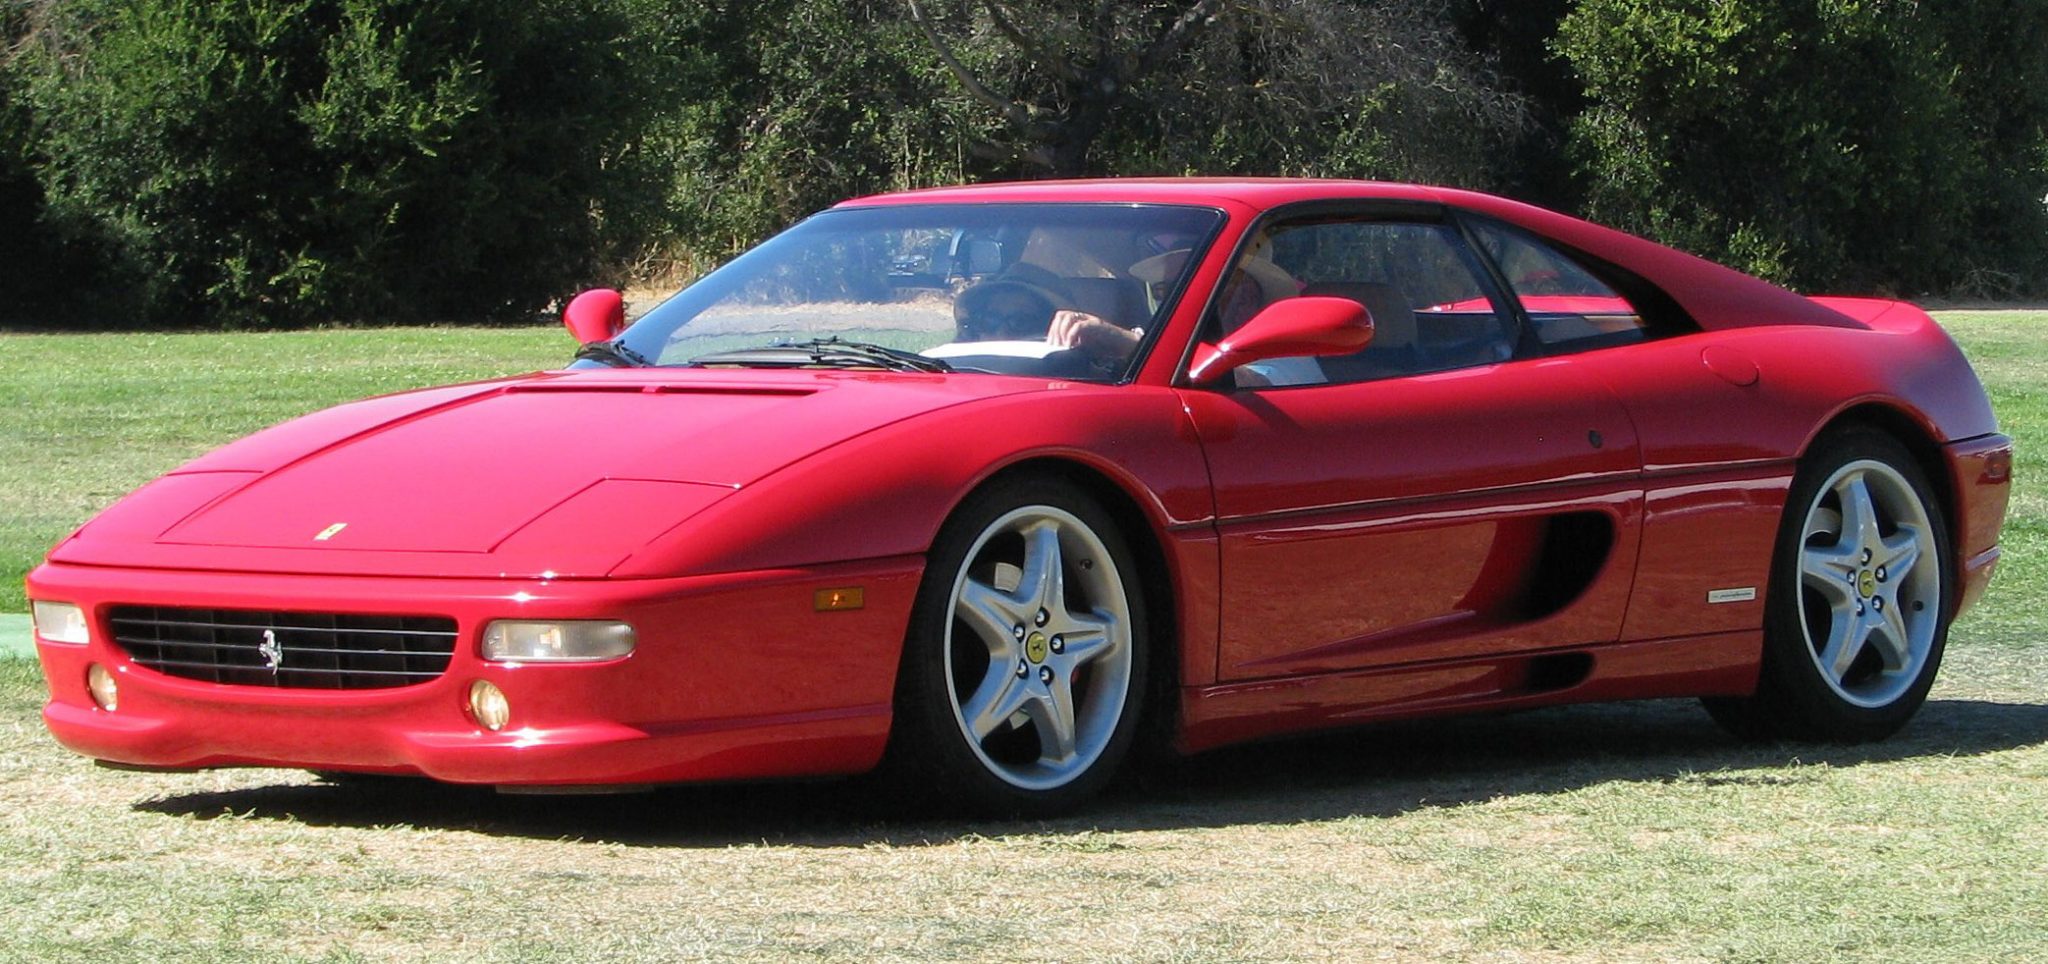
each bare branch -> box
[1137,0,1230,77]
[906,0,1034,128]
[1092,0,1118,77]
[980,0,1082,84]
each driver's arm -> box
[1046,309,1140,359]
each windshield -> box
[600,203,1225,382]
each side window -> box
[1214,218,1515,386]
[1468,220,1649,351]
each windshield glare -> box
[612,203,1224,381]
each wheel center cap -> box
[1025,631,1049,663]
[1857,569,1878,599]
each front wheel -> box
[1705,427,1951,742]
[886,476,1148,815]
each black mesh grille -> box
[107,606,458,689]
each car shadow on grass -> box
[131,696,2048,847]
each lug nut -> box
[1876,566,1887,581]
[1016,660,1029,678]
[1872,597,1884,612]
[1049,635,1064,654]
[1034,608,1050,627]
[1013,624,1026,640]
[1038,666,1054,684]
[1856,602,1866,615]
[1861,548,1873,563]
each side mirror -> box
[563,288,626,345]
[1187,296,1374,385]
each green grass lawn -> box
[0,314,2042,961]
[0,327,571,615]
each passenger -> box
[1117,243,1325,386]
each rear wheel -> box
[886,476,1147,815]
[1705,427,1951,741]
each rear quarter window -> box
[1468,219,1674,353]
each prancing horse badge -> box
[258,629,282,674]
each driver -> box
[953,263,1076,342]
[954,263,1137,360]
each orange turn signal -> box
[814,587,865,612]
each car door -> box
[1178,212,1645,683]
[1461,217,1794,645]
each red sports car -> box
[27,179,2012,814]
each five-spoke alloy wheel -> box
[888,476,1148,815]
[1706,427,1952,742]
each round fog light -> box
[468,680,510,731]
[87,664,118,711]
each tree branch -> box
[1137,0,1230,77]
[980,0,1083,84]
[906,0,1034,129]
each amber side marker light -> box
[815,587,865,612]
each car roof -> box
[841,178,1858,333]
[837,178,1442,211]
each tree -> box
[904,0,1528,184]
[16,0,691,327]
[1557,0,2048,295]
[619,0,989,267]
[1,0,93,322]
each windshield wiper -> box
[689,337,953,373]
[573,339,653,368]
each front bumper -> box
[27,557,921,786]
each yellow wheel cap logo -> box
[1858,570,1877,598]
[1025,631,1049,663]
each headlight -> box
[31,600,90,645]
[481,620,636,662]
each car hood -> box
[51,369,1049,578]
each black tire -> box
[1704,426,1952,742]
[884,475,1150,816]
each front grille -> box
[108,606,459,689]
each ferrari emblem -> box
[314,522,348,542]
[1858,570,1878,598]
[258,629,283,674]
[1025,631,1049,664]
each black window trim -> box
[1171,199,1526,390]
[1451,212,1702,357]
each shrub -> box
[626,0,985,268]
[1556,0,2048,296]
[20,0,680,327]
[1,2,96,323]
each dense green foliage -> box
[1,0,2044,327]
[632,2,985,266]
[1557,0,2048,293]
[12,0,687,325]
